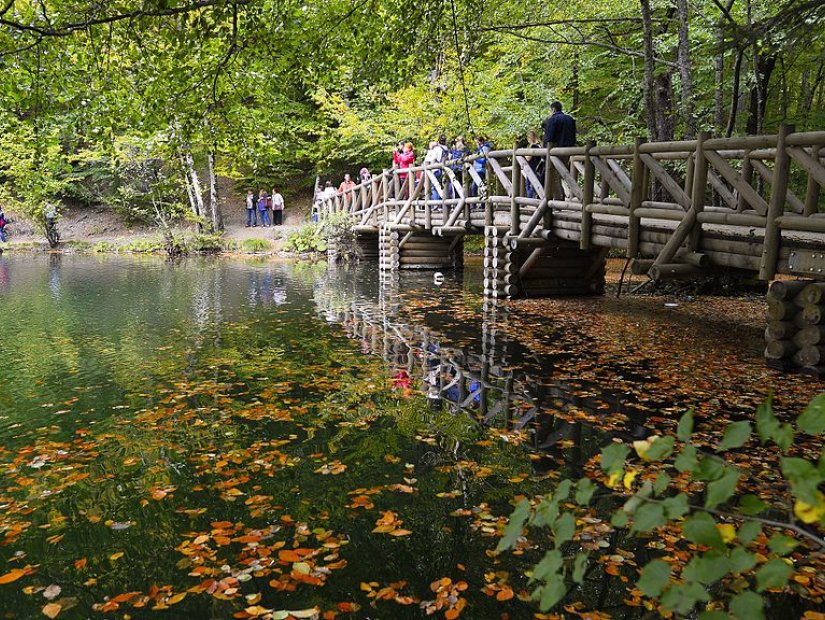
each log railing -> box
[318,127,825,280]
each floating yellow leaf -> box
[109,552,124,561]
[623,468,639,489]
[42,603,61,619]
[794,491,825,524]
[716,523,736,543]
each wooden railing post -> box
[627,137,646,257]
[737,151,752,212]
[484,163,493,228]
[542,145,553,231]
[804,152,821,216]
[653,131,709,267]
[510,144,520,236]
[463,163,471,224]
[760,123,794,280]
[424,165,432,229]
[381,171,389,223]
[579,140,596,250]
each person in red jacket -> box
[392,142,415,198]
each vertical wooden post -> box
[684,153,695,198]
[424,166,432,230]
[543,144,553,231]
[627,137,646,258]
[484,164,493,228]
[738,151,753,212]
[381,171,389,224]
[510,144,520,236]
[463,164,471,224]
[760,123,794,280]
[804,157,821,216]
[688,131,711,252]
[580,140,596,250]
[393,169,400,203]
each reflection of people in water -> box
[391,369,412,396]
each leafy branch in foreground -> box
[497,394,825,618]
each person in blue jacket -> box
[471,135,491,198]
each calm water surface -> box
[0,255,817,619]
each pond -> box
[0,255,820,619]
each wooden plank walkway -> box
[318,127,825,298]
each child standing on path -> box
[258,190,271,227]
[245,190,257,227]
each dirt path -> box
[2,187,313,251]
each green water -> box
[0,255,548,619]
[0,255,818,620]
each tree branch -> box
[487,26,678,69]
[0,0,250,37]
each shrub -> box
[241,238,272,253]
[283,224,327,254]
[189,233,224,254]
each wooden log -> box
[765,339,798,360]
[797,282,825,305]
[802,304,824,325]
[765,320,797,341]
[767,297,800,320]
[766,357,794,371]
[631,259,654,275]
[793,345,825,367]
[768,280,810,301]
[793,325,825,347]
[799,365,825,378]
[400,249,452,258]
[649,263,703,280]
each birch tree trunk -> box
[207,150,223,232]
[184,151,205,232]
[675,0,696,138]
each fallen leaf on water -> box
[43,585,61,600]
[42,603,61,618]
[0,568,27,584]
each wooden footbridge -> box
[318,127,825,299]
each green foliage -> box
[498,394,825,616]
[240,238,272,254]
[283,224,328,255]
[189,233,225,254]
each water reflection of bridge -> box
[315,266,649,456]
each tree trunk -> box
[675,0,695,138]
[714,21,725,133]
[640,0,658,141]
[746,52,776,135]
[207,150,223,232]
[725,47,744,136]
[183,151,205,232]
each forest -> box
[0,0,823,242]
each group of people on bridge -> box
[315,101,577,210]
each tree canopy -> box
[0,0,823,234]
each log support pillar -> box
[484,229,606,299]
[379,225,463,271]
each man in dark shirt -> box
[542,101,576,147]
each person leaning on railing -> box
[448,136,470,199]
[525,130,545,199]
[471,135,492,198]
[392,142,415,198]
[338,173,356,208]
